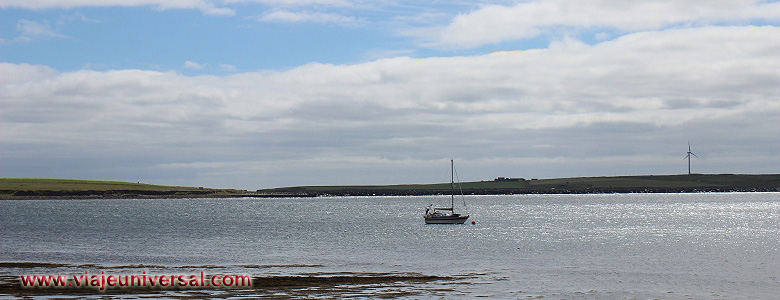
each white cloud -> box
[183,62,239,72]
[183,61,207,70]
[219,64,238,72]
[56,12,100,26]
[17,20,61,37]
[258,10,362,25]
[413,0,780,49]
[0,0,234,16]
[361,48,415,61]
[223,0,352,7]
[2,26,780,188]
[14,19,67,42]
[7,14,99,44]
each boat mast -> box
[450,159,454,210]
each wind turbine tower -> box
[684,141,699,175]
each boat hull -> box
[424,215,469,224]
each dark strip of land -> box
[260,174,780,196]
[2,174,780,199]
[0,178,246,200]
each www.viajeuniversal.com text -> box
[20,271,252,290]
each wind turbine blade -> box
[684,154,690,160]
[691,153,699,158]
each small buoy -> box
[471,221,476,225]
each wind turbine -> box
[684,141,699,175]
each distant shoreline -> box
[265,187,780,197]
[2,174,779,200]
[0,193,317,200]
[2,188,779,200]
[259,173,780,197]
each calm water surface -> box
[1,193,779,299]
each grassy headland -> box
[0,178,244,199]
[260,174,780,196]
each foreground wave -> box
[0,262,463,298]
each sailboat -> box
[424,159,470,224]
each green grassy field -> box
[263,174,780,195]
[3,174,779,198]
[0,178,240,198]
[0,178,206,191]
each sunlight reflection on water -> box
[1,192,778,298]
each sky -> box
[1,0,780,190]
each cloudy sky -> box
[2,1,779,189]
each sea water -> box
[1,193,779,299]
